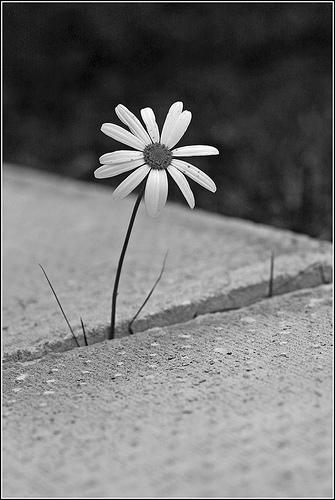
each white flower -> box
[95,102,219,217]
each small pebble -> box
[241,317,256,324]
[150,342,160,346]
[81,370,90,374]
[15,374,28,382]
[117,362,124,366]
[46,379,56,384]
[20,359,40,367]
[308,298,324,307]
[12,388,21,393]
[214,348,226,354]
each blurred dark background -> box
[3,3,332,239]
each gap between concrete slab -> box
[3,256,332,365]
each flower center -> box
[143,143,172,170]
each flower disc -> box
[144,143,172,170]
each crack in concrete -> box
[3,261,332,365]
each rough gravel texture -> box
[3,165,332,361]
[3,285,333,498]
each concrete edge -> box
[3,251,332,364]
[4,163,332,249]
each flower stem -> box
[109,187,144,339]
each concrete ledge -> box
[3,286,332,498]
[3,164,332,361]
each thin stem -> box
[268,250,275,298]
[128,250,168,335]
[80,316,88,346]
[109,187,144,339]
[39,264,80,348]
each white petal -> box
[112,164,150,199]
[171,159,216,192]
[172,145,219,157]
[141,107,160,143]
[101,123,146,151]
[99,150,144,164]
[160,101,183,146]
[167,165,195,209]
[145,169,168,217]
[94,159,146,179]
[115,104,152,145]
[164,111,192,149]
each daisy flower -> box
[95,102,219,217]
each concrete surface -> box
[3,285,333,498]
[3,164,332,361]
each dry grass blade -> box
[39,264,80,347]
[80,316,88,346]
[268,250,275,298]
[128,251,168,334]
